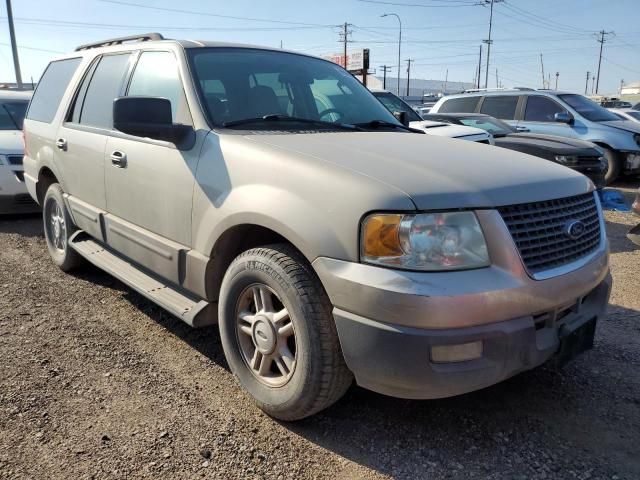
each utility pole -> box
[555,72,559,90]
[339,22,353,69]
[539,53,545,89]
[619,78,624,95]
[405,59,413,97]
[380,65,392,90]
[595,29,613,94]
[381,13,402,96]
[477,45,483,89]
[443,69,448,94]
[481,0,503,89]
[585,71,590,95]
[495,68,498,89]
[5,0,23,88]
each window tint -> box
[558,94,620,122]
[524,96,567,121]
[479,96,519,119]
[374,92,422,122]
[0,100,28,130]
[438,96,480,113]
[27,58,81,123]
[80,54,130,128]
[128,51,191,124]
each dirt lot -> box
[1,186,639,480]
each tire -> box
[218,244,353,421]
[42,183,83,272]
[602,147,621,185]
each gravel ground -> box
[1,186,639,480]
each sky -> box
[1,0,639,95]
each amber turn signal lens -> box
[362,214,404,257]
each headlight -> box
[361,211,490,271]
[555,155,579,166]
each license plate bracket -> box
[554,317,597,367]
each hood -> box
[497,133,601,157]
[0,130,23,154]
[245,132,592,210]
[409,121,490,140]
[599,120,640,134]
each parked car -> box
[425,112,607,188]
[609,108,640,123]
[24,34,611,420]
[600,100,632,108]
[371,90,493,143]
[431,89,640,183]
[0,90,39,214]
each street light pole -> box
[382,13,401,96]
[5,0,23,88]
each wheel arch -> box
[36,166,60,205]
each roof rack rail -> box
[75,33,164,51]
[462,87,536,93]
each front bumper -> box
[331,275,610,399]
[313,208,611,399]
[0,167,40,214]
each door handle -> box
[110,150,127,168]
[56,138,67,151]
[515,126,529,132]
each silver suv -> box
[23,34,611,420]
[431,88,640,184]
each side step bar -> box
[69,232,216,328]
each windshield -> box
[373,92,422,122]
[188,48,399,129]
[558,94,620,122]
[457,116,514,136]
[0,100,28,130]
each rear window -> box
[0,100,28,130]
[27,58,81,123]
[438,96,480,113]
[479,96,519,120]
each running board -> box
[69,232,216,328]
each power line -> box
[356,0,479,7]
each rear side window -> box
[479,96,519,120]
[438,96,480,113]
[127,51,191,125]
[79,53,131,129]
[524,96,567,122]
[27,58,81,123]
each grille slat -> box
[498,192,602,275]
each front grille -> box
[13,194,36,205]
[498,193,601,274]
[7,155,23,165]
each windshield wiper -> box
[222,114,363,131]
[354,119,422,133]
[2,105,20,130]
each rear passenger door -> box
[103,50,200,285]
[478,95,521,128]
[57,52,132,238]
[519,95,579,138]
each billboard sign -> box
[324,49,369,72]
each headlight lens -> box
[554,155,579,166]
[361,212,490,271]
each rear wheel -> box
[218,244,352,421]
[43,184,83,271]
[602,147,621,185]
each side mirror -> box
[113,96,192,144]
[554,111,573,124]
[393,110,410,127]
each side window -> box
[79,54,131,129]
[524,96,567,122]
[438,96,480,113]
[479,96,519,120]
[127,51,191,125]
[26,58,81,123]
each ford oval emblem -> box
[565,220,586,240]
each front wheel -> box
[43,183,83,271]
[218,244,352,421]
[602,147,622,185]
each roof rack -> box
[462,87,536,93]
[75,33,164,51]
